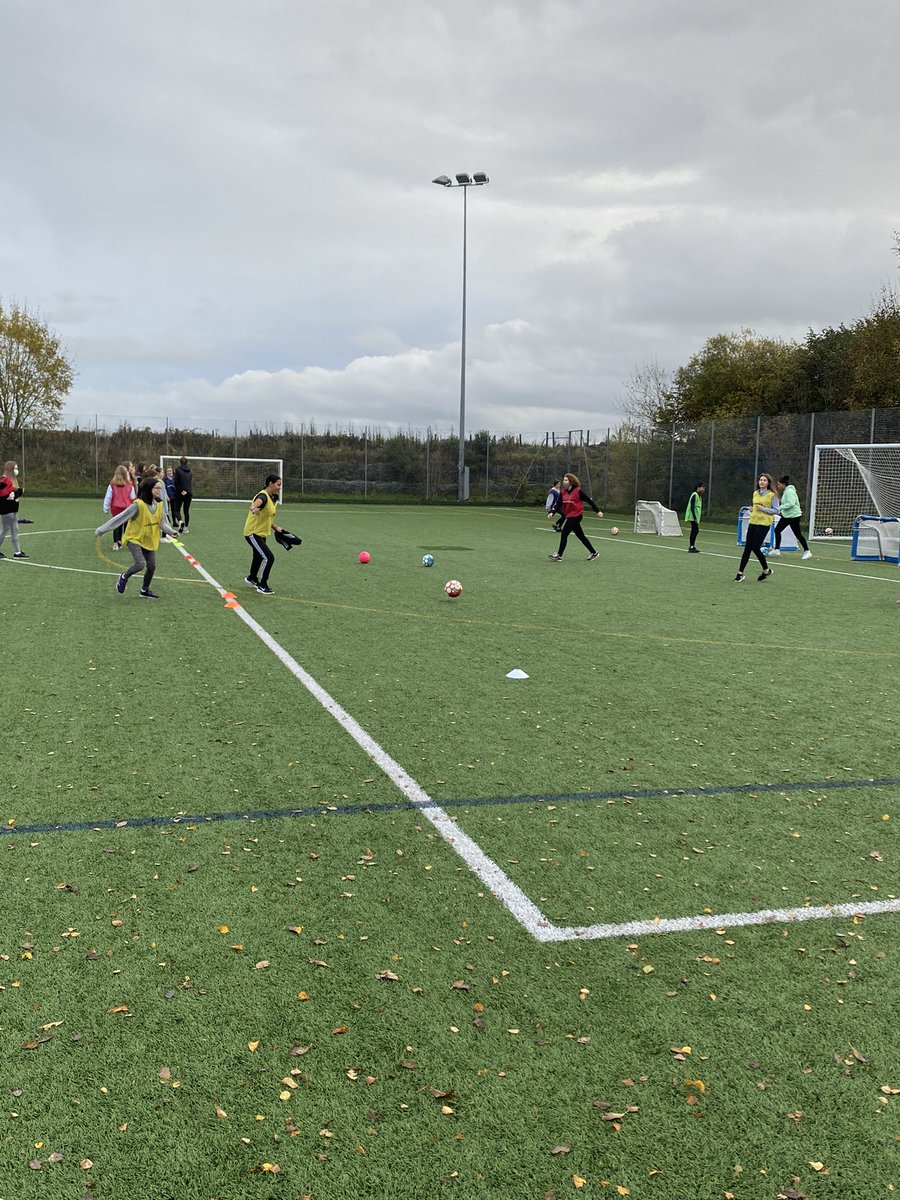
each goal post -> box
[808,444,900,539]
[159,456,284,502]
[634,500,682,536]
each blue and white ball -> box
[422,554,435,567]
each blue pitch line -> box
[3,775,900,840]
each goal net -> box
[159,457,284,502]
[634,500,682,536]
[851,516,900,563]
[809,444,900,539]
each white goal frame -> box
[808,443,900,539]
[634,500,682,536]
[159,456,284,503]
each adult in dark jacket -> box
[549,472,602,562]
[174,457,193,533]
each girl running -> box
[95,476,178,598]
[548,473,602,562]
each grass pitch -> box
[1,499,898,1199]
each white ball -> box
[824,527,834,536]
[610,526,619,536]
[422,554,434,567]
[444,579,462,599]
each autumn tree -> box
[0,301,74,431]
[671,329,805,420]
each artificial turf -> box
[1,499,898,1199]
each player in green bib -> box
[684,483,705,552]
[243,475,284,594]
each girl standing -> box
[735,473,779,582]
[102,464,137,551]
[548,473,602,562]
[95,476,178,598]
[0,461,27,558]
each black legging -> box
[180,495,192,528]
[246,534,275,585]
[774,515,809,552]
[689,520,699,548]
[123,545,157,591]
[556,516,596,558]
[739,523,769,573]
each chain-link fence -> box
[5,406,900,515]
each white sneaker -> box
[768,548,780,556]
[802,550,812,560]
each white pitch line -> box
[534,527,900,584]
[170,541,900,943]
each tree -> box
[672,329,805,420]
[803,287,900,410]
[0,302,74,431]
[621,359,678,427]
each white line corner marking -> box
[176,545,900,942]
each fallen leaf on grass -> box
[880,1085,900,1095]
[550,1145,571,1155]
[253,960,270,971]
[376,970,399,981]
[572,1175,586,1189]
[106,1005,130,1015]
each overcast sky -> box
[3,0,899,439]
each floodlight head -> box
[432,175,452,186]
[455,172,472,185]
[472,172,489,184]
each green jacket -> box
[779,484,802,519]
[685,490,703,522]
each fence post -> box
[668,421,676,507]
[707,420,715,509]
[95,414,100,491]
[806,412,816,506]
[484,437,489,501]
[364,429,368,500]
[753,416,761,480]
[634,428,641,508]
[604,428,610,508]
[300,424,305,495]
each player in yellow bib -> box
[95,475,178,598]
[243,475,284,594]
[735,472,779,583]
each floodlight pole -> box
[433,172,489,501]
